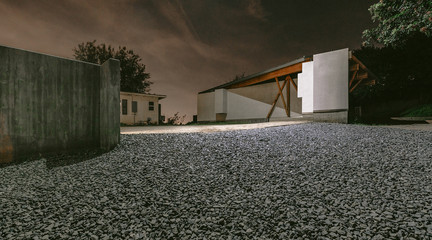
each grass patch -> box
[401,104,432,117]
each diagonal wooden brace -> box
[266,78,287,119]
[276,77,290,117]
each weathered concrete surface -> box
[313,111,349,124]
[100,59,120,151]
[313,48,349,113]
[0,45,120,163]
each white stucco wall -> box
[313,48,348,112]
[228,82,284,108]
[225,91,286,120]
[298,61,314,114]
[214,89,227,113]
[197,92,216,121]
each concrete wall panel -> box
[289,78,302,114]
[226,91,286,120]
[100,59,120,151]
[313,48,348,112]
[298,62,314,113]
[214,89,227,113]
[0,45,120,162]
[197,92,215,121]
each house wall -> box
[197,80,303,122]
[197,92,215,122]
[289,78,302,116]
[225,91,286,121]
[0,45,120,163]
[313,48,348,123]
[120,93,160,125]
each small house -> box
[120,92,166,125]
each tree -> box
[363,0,432,47]
[355,33,432,101]
[73,40,152,93]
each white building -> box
[197,48,377,123]
[120,92,166,125]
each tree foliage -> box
[353,33,432,105]
[363,0,432,47]
[73,40,152,93]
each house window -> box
[122,99,128,115]
[132,101,138,113]
[149,101,154,111]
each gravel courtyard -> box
[1,123,432,239]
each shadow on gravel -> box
[0,149,105,169]
[44,149,105,169]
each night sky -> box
[0,0,375,122]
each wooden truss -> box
[349,55,377,93]
[223,58,310,120]
[266,75,297,119]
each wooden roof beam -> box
[227,61,307,89]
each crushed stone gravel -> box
[1,123,432,239]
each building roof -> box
[120,91,167,100]
[199,56,311,94]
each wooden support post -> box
[286,76,291,117]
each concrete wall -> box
[226,91,286,121]
[289,78,302,115]
[100,60,121,150]
[120,92,161,125]
[0,45,120,163]
[298,62,314,114]
[214,89,227,114]
[313,48,348,112]
[312,48,348,123]
[197,92,215,121]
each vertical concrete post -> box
[99,59,120,151]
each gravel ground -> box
[1,123,432,239]
[120,121,307,134]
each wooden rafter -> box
[349,54,378,93]
[227,61,308,89]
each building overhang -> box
[120,91,167,100]
[199,56,312,94]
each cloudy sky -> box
[0,0,375,121]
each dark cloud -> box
[0,0,374,121]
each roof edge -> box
[199,55,311,94]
